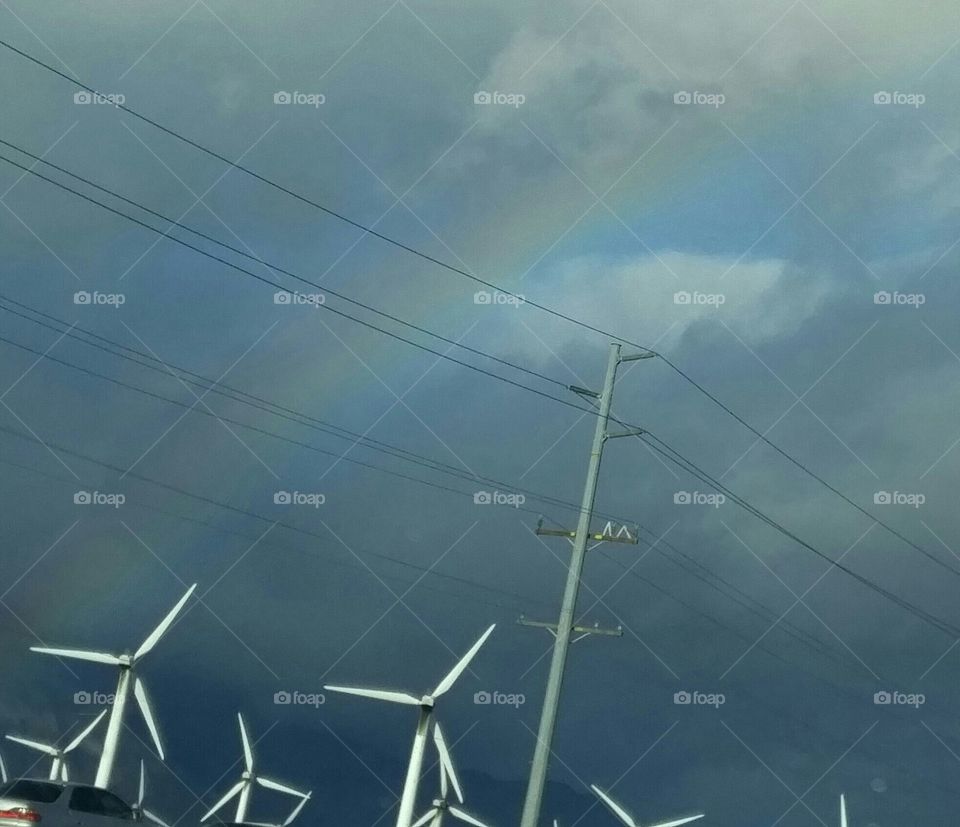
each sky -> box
[1,1,960,825]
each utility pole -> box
[518,342,652,827]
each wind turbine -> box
[30,584,196,788]
[5,711,107,781]
[324,624,495,827]
[201,714,309,825]
[591,785,704,827]
[134,761,170,827]
[411,723,490,827]
[243,794,312,827]
[840,794,847,827]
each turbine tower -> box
[5,711,107,781]
[591,784,704,827]
[411,723,490,827]
[201,713,309,825]
[135,761,171,827]
[30,584,196,788]
[0,746,8,783]
[324,624,495,827]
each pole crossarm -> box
[535,518,639,545]
[517,615,623,639]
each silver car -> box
[0,779,137,827]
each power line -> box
[1,295,849,667]
[0,151,593,417]
[0,423,544,609]
[0,38,945,602]
[0,136,567,393]
[635,431,960,638]
[0,294,852,660]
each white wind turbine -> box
[30,584,196,789]
[134,761,170,827]
[591,785,704,827]
[5,711,107,781]
[201,714,309,825]
[411,723,490,827]
[840,794,848,827]
[324,624,496,827]
[243,794,312,827]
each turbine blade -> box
[60,763,68,782]
[282,794,311,826]
[144,809,170,827]
[433,724,463,803]
[134,584,197,660]
[411,808,439,827]
[448,806,491,827]
[201,781,245,821]
[590,785,637,827]
[0,748,7,783]
[432,625,496,697]
[840,794,847,827]
[134,678,165,759]
[238,713,254,772]
[139,760,146,807]
[648,817,705,827]
[5,736,57,756]
[64,710,108,753]
[29,647,121,666]
[322,686,420,705]
[256,776,308,798]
